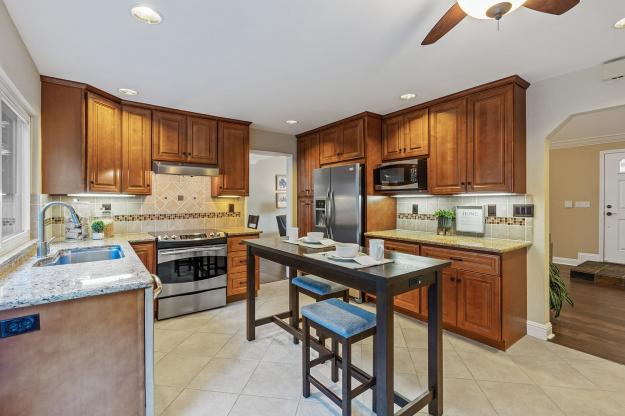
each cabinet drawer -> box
[227,235,258,253]
[421,245,500,276]
[382,240,419,255]
[229,252,248,273]
[228,272,248,295]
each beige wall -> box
[550,141,625,259]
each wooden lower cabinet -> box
[366,237,526,350]
[297,197,314,237]
[130,241,156,274]
[227,234,260,301]
[0,290,146,416]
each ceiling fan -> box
[422,0,580,45]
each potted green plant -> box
[91,220,105,240]
[434,209,455,235]
[549,263,574,317]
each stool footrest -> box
[309,375,341,407]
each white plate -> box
[300,237,323,244]
[326,253,359,262]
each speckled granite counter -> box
[364,229,531,254]
[0,233,156,311]
[222,227,262,237]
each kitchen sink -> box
[33,245,125,267]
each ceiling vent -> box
[602,57,625,81]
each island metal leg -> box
[374,286,394,416]
[246,246,256,341]
[428,271,443,416]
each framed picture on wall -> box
[276,192,288,208]
[276,174,288,191]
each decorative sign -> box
[455,206,485,234]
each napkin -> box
[353,255,385,266]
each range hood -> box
[152,161,220,177]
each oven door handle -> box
[158,246,226,256]
[157,245,228,264]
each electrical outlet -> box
[228,203,235,213]
[177,195,184,201]
[513,204,534,217]
[487,204,497,217]
[412,204,419,214]
[1,314,40,338]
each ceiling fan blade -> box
[422,3,467,45]
[523,0,580,15]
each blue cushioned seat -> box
[301,298,376,339]
[291,275,348,296]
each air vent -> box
[602,57,625,81]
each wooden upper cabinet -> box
[122,105,152,195]
[404,109,429,158]
[382,110,428,161]
[297,134,319,197]
[340,118,365,160]
[319,126,341,164]
[187,116,218,164]
[467,85,521,193]
[213,122,249,196]
[382,115,404,161]
[428,98,467,195]
[297,197,315,237]
[87,93,122,193]
[152,110,186,161]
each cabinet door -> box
[319,126,340,164]
[216,122,249,195]
[122,105,152,195]
[297,134,319,197]
[456,270,501,340]
[429,98,467,195]
[404,108,429,158]
[442,268,458,326]
[87,93,122,193]
[340,118,365,161]
[297,197,314,237]
[382,115,404,161]
[131,242,156,274]
[152,110,186,162]
[384,240,421,314]
[186,116,218,164]
[467,86,514,192]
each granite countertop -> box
[364,229,531,254]
[0,233,156,311]
[222,227,262,237]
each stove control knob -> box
[209,232,215,237]
[171,235,178,240]
[161,235,168,240]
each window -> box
[0,89,30,253]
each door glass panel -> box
[158,255,227,284]
[619,158,625,173]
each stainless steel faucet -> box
[37,201,81,258]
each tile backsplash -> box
[36,174,244,238]
[395,195,533,241]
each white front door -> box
[604,151,625,264]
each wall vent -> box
[602,57,625,81]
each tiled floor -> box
[154,279,625,415]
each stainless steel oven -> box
[151,230,228,320]
[373,158,428,192]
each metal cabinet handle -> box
[151,274,163,299]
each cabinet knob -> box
[460,182,465,186]
[147,183,151,187]
[90,180,94,184]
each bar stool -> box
[290,275,350,346]
[301,298,377,416]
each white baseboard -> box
[552,257,580,266]
[578,252,602,262]
[527,320,553,341]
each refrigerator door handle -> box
[330,189,336,240]
[325,188,332,239]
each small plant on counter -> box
[91,220,105,240]
[434,209,455,235]
[549,263,574,318]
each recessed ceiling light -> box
[118,88,138,96]
[286,120,298,125]
[400,93,416,100]
[131,6,162,25]
[615,18,625,29]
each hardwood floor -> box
[550,264,625,365]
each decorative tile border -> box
[397,213,526,226]
[45,211,241,225]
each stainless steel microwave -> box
[373,158,428,192]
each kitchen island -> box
[0,234,157,416]
[244,236,451,416]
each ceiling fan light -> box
[457,0,526,20]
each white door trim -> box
[599,149,625,262]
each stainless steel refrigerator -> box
[313,163,364,244]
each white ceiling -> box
[5,0,625,134]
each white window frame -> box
[0,77,32,255]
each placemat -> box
[304,251,393,269]
[282,238,336,249]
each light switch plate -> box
[575,201,591,208]
[564,200,573,208]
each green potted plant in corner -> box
[91,220,105,240]
[434,209,455,236]
[549,263,574,318]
